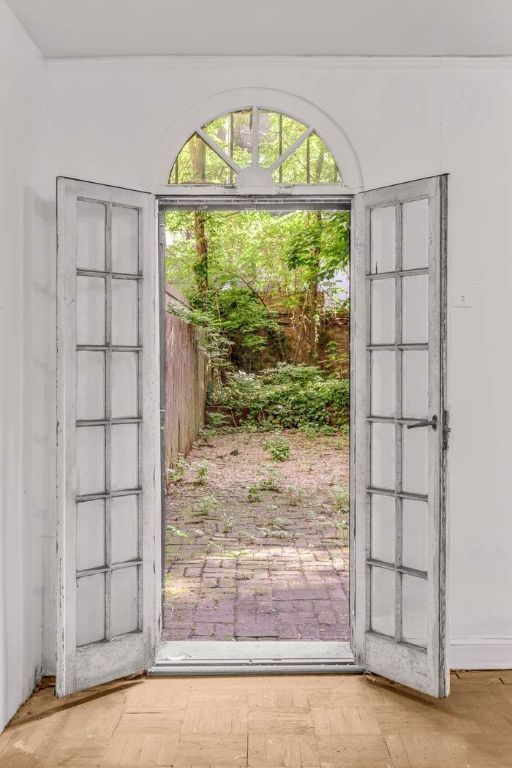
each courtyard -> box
[163,429,350,642]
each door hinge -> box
[442,410,451,451]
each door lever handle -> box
[407,415,438,430]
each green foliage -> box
[214,286,282,370]
[258,465,282,492]
[166,455,188,485]
[206,412,229,430]
[167,303,232,374]
[263,435,290,462]
[247,485,262,503]
[287,211,350,283]
[165,209,350,373]
[194,460,209,485]
[332,483,350,512]
[166,524,188,539]
[192,494,218,517]
[323,340,349,377]
[221,512,234,533]
[210,363,349,430]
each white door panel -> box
[351,176,448,697]
[57,178,160,696]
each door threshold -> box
[150,640,362,676]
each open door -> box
[351,176,448,697]
[56,178,160,695]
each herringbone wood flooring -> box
[1,671,512,767]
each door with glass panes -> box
[351,175,448,697]
[56,178,160,696]
[56,174,447,698]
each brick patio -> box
[163,430,350,641]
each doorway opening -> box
[159,199,354,669]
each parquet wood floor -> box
[1,671,512,767]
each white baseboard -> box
[450,637,512,669]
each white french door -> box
[56,179,161,696]
[351,176,448,697]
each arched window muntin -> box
[168,106,343,192]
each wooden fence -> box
[164,285,207,468]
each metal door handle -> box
[407,416,437,429]
[407,415,438,430]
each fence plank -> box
[165,287,207,468]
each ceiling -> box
[6,0,512,58]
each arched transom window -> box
[169,108,341,188]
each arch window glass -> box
[169,108,341,187]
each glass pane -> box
[402,499,428,572]
[402,425,428,496]
[111,566,139,637]
[202,110,252,168]
[370,494,395,564]
[370,279,395,344]
[111,424,139,491]
[273,132,340,184]
[76,573,105,646]
[371,566,395,637]
[370,206,396,274]
[77,351,105,421]
[371,422,395,490]
[402,199,429,270]
[307,133,340,183]
[76,426,105,495]
[111,495,139,563]
[77,276,105,346]
[402,575,427,647]
[402,350,428,419]
[77,200,106,272]
[402,275,429,344]
[371,351,396,417]
[259,111,307,168]
[112,279,138,346]
[169,133,231,184]
[111,351,139,419]
[76,499,105,571]
[112,206,139,274]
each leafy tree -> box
[165,208,349,369]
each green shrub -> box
[263,435,290,461]
[206,411,229,430]
[209,363,349,430]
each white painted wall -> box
[37,56,512,672]
[0,0,47,731]
[3,46,512,729]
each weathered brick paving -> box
[163,431,350,641]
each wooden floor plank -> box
[2,672,512,767]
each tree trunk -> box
[193,211,208,300]
[306,210,322,362]
[189,136,209,302]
